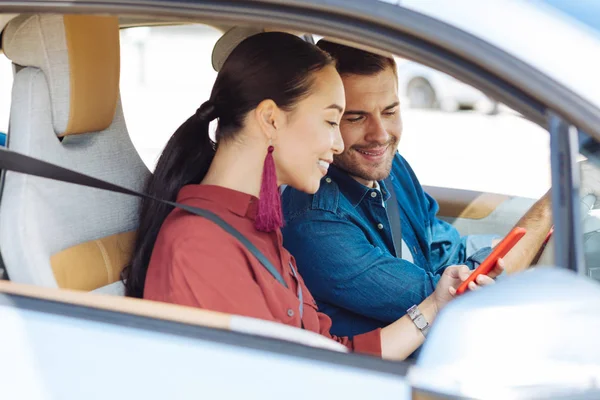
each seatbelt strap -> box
[288,261,305,328]
[384,177,403,258]
[0,148,289,288]
[0,122,9,281]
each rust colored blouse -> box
[144,184,382,356]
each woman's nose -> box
[332,128,345,155]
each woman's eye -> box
[327,121,339,127]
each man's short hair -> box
[316,40,397,77]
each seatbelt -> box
[0,66,15,281]
[0,148,289,288]
[384,177,403,258]
[0,120,9,281]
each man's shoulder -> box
[282,178,342,221]
[391,153,424,192]
[392,153,415,177]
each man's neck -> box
[351,175,375,188]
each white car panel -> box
[412,267,600,399]
[0,299,409,400]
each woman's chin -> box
[307,184,320,194]
[283,172,325,194]
[292,179,321,194]
[301,183,319,194]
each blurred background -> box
[0,22,551,199]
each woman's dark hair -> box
[122,32,334,298]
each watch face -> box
[415,315,428,329]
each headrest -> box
[2,14,120,136]
[212,26,306,72]
[212,26,266,72]
[0,14,18,42]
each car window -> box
[395,58,551,199]
[120,24,221,170]
[578,134,600,280]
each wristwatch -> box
[407,305,430,337]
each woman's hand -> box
[381,259,504,361]
[433,259,504,311]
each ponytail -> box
[122,100,217,298]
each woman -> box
[122,32,498,360]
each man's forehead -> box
[341,69,398,112]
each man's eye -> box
[345,116,363,123]
[384,110,397,116]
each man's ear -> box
[255,99,284,142]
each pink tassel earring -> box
[255,145,283,232]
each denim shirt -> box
[282,153,497,337]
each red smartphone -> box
[455,227,527,295]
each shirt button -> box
[371,191,377,198]
[377,223,384,230]
[287,309,294,317]
[325,177,332,183]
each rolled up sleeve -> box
[315,309,382,356]
[351,329,383,356]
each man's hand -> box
[486,257,505,279]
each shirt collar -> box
[327,164,391,207]
[177,184,258,219]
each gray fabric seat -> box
[0,14,150,294]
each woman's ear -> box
[255,99,284,141]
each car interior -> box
[0,11,598,358]
[0,13,355,353]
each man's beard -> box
[333,138,398,183]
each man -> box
[280,40,554,338]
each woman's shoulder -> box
[160,207,235,244]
